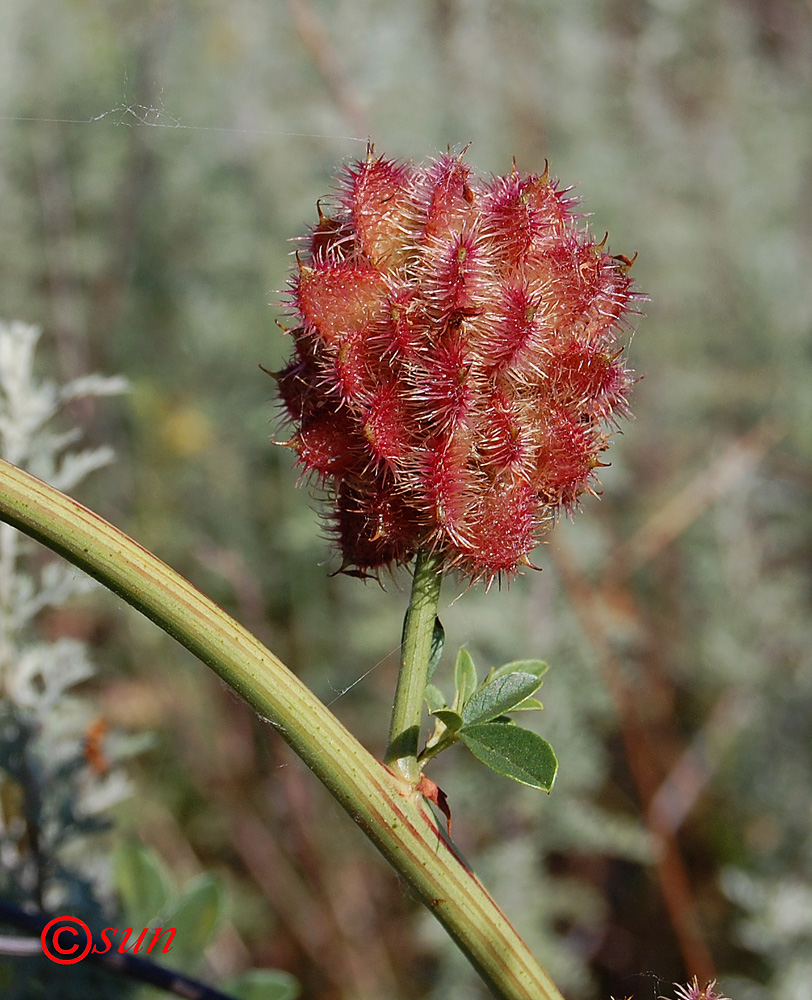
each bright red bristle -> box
[533,410,599,507]
[476,386,535,478]
[544,338,631,419]
[459,476,539,580]
[412,332,475,434]
[297,262,390,346]
[386,287,426,359]
[421,430,479,548]
[333,477,419,572]
[419,229,493,327]
[423,154,477,240]
[362,380,415,469]
[323,327,390,407]
[292,409,362,481]
[345,154,421,269]
[476,283,548,374]
[308,206,356,263]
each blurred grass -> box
[2,1,811,997]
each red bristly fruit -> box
[273,148,638,583]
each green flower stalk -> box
[385,547,443,782]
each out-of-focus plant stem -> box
[385,547,443,784]
[0,457,565,1000]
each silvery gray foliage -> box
[0,319,139,912]
[721,869,812,1000]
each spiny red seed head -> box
[274,149,639,583]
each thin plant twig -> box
[550,418,783,982]
[609,418,783,580]
[551,538,717,984]
[286,0,370,138]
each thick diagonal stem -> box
[0,460,565,1000]
[385,548,443,784]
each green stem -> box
[0,459,565,1000]
[385,547,443,783]
[418,726,459,767]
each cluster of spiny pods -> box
[274,148,637,582]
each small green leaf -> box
[223,969,300,1000]
[461,672,543,726]
[460,724,558,791]
[452,648,478,711]
[490,659,549,682]
[424,683,446,712]
[159,873,224,970]
[429,708,464,734]
[403,612,444,680]
[511,697,544,712]
[113,841,172,927]
[428,617,445,677]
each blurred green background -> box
[2,1,811,998]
